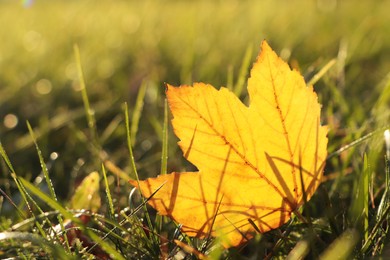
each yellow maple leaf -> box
[129,41,328,247]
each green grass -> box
[1,0,390,258]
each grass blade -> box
[102,164,115,217]
[19,177,125,260]
[320,229,358,260]
[350,153,369,241]
[74,44,98,144]
[26,121,57,201]
[234,44,253,96]
[306,58,336,87]
[131,80,147,147]
[124,102,139,181]
[0,142,15,173]
[154,98,169,236]
[124,101,159,248]
[0,231,74,260]
[26,121,70,248]
[160,98,168,175]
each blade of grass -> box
[74,44,98,144]
[0,143,47,228]
[12,172,54,240]
[14,101,111,151]
[287,239,310,260]
[0,188,25,219]
[265,228,294,260]
[374,156,389,254]
[376,156,389,222]
[362,204,390,254]
[0,142,15,173]
[101,164,123,254]
[19,177,126,260]
[155,98,169,234]
[362,154,370,241]
[124,101,159,248]
[78,225,125,260]
[296,150,319,258]
[26,121,57,201]
[100,114,123,144]
[26,121,70,249]
[306,58,336,87]
[160,98,168,176]
[102,182,168,257]
[102,159,131,182]
[226,64,234,90]
[234,44,253,96]
[131,80,147,147]
[124,102,139,182]
[18,176,78,220]
[0,231,75,260]
[327,126,390,160]
[361,156,390,254]
[10,210,62,231]
[0,143,28,218]
[371,72,390,120]
[102,164,114,217]
[319,229,358,260]
[350,153,369,240]
[350,153,371,257]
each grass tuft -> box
[1,0,390,258]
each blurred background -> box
[1,0,390,200]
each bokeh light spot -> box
[4,114,18,129]
[35,79,52,95]
[22,0,34,8]
[50,152,59,160]
[141,140,152,151]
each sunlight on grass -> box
[1,0,390,258]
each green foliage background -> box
[1,0,390,258]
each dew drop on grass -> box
[50,152,59,160]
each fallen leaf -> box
[69,171,101,212]
[130,41,328,247]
